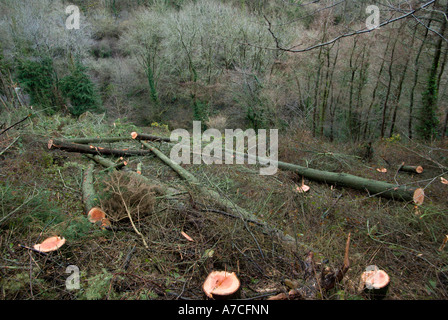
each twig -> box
[0,188,39,226]
[122,245,136,270]
[0,114,31,136]
[0,136,20,156]
[321,193,343,219]
[117,185,149,250]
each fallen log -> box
[226,148,424,204]
[137,140,313,251]
[48,139,153,157]
[272,158,424,205]
[398,163,424,174]
[131,132,171,142]
[61,136,131,144]
[82,162,98,213]
[131,132,425,204]
[82,161,111,229]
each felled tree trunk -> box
[399,164,424,174]
[82,162,98,213]
[62,137,131,144]
[137,140,314,251]
[131,132,171,142]
[131,132,424,204]
[232,150,424,205]
[48,139,153,157]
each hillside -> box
[1,109,448,300]
[1,0,448,302]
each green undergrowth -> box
[1,109,448,300]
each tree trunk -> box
[409,20,431,139]
[137,140,314,251]
[347,37,359,140]
[131,132,171,142]
[363,37,391,140]
[418,0,448,140]
[133,132,425,204]
[389,23,415,138]
[381,32,399,139]
[275,160,423,203]
[48,139,153,157]
[399,164,424,174]
[62,137,131,144]
[82,162,98,213]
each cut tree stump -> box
[33,236,66,253]
[359,266,390,300]
[202,271,241,300]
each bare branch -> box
[247,0,436,54]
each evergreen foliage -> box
[16,56,62,113]
[59,59,102,116]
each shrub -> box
[59,59,102,116]
[15,56,63,113]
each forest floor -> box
[1,109,448,300]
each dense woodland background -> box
[1,0,448,301]
[1,0,447,141]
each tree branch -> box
[248,0,436,54]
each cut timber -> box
[130,133,425,204]
[131,132,171,142]
[233,150,425,205]
[61,137,131,144]
[83,162,110,229]
[48,139,153,157]
[137,140,312,251]
[203,271,241,300]
[399,164,424,174]
[33,236,66,253]
[82,162,98,213]
[359,266,390,300]
[136,162,142,175]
